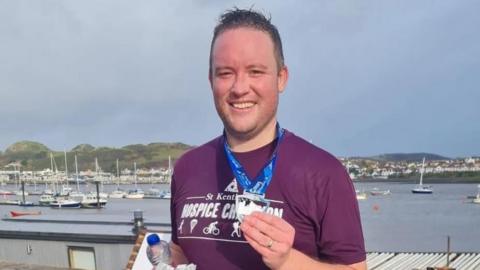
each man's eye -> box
[250,70,263,75]
[217,71,232,77]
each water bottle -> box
[146,233,171,267]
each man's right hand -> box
[169,241,189,267]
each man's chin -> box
[224,125,257,138]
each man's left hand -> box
[240,211,295,270]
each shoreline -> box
[353,177,480,184]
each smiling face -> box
[209,27,288,145]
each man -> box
[170,8,366,270]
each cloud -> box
[1,0,479,156]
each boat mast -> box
[64,150,69,189]
[13,163,18,190]
[50,153,54,173]
[168,155,172,184]
[116,159,120,189]
[419,157,425,186]
[33,171,37,192]
[95,157,103,192]
[75,155,80,192]
[49,152,53,190]
[51,153,59,193]
[134,161,137,189]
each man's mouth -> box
[231,102,255,109]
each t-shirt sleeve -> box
[170,172,179,244]
[315,164,366,265]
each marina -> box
[0,182,479,269]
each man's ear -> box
[277,65,289,93]
[208,69,213,88]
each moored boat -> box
[28,190,43,196]
[18,201,35,206]
[81,193,108,208]
[14,190,29,196]
[42,189,55,195]
[370,188,391,196]
[109,189,127,199]
[50,198,81,208]
[0,190,14,195]
[10,210,41,217]
[0,200,20,205]
[356,190,367,200]
[474,196,480,204]
[473,185,480,204]
[412,158,433,194]
[143,188,162,199]
[160,190,171,199]
[125,189,144,199]
[68,191,85,201]
[39,194,56,205]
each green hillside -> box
[369,153,450,162]
[0,141,192,172]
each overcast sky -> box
[1,0,479,157]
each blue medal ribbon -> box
[223,124,284,196]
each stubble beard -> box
[220,106,278,144]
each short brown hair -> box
[209,8,285,75]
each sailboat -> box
[125,162,144,199]
[28,171,42,195]
[160,156,172,199]
[110,159,127,199]
[355,190,367,200]
[473,184,480,204]
[94,158,109,199]
[68,155,85,200]
[412,157,433,194]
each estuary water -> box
[1,182,479,252]
[354,182,479,252]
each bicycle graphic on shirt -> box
[203,221,220,235]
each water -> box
[0,183,171,223]
[1,182,479,252]
[355,182,480,252]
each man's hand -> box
[169,241,189,267]
[240,211,295,270]
[240,212,367,270]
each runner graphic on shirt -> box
[178,219,184,234]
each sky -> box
[1,0,479,158]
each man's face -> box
[209,27,288,139]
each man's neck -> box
[226,121,278,153]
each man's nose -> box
[230,73,249,96]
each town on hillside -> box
[341,157,480,180]
[1,156,479,185]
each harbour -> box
[0,181,479,269]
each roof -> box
[0,214,170,244]
[368,252,480,270]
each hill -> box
[368,153,450,162]
[5,141,50,154]
[0,141,192,172]
[2,141,51,164]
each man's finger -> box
[243,214,283,239]
[244,233,276,257]
[241,219,271,245]
[251,211,294,233]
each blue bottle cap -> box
[147,233,160,246]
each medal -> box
[223,124,284,222]
[235,192,270,222]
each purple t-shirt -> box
[171,130,365,269]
